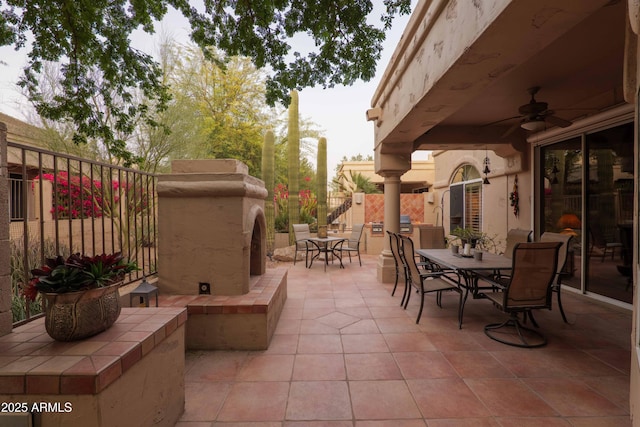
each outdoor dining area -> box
[179,251,631,425]
[387,229,578,348]
[293,223,364,270]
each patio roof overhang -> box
[371,0,627,160]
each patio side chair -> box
[340,223,364,266]
[540,232,574,324]
[503,228,532,258]
[480,241,561,348]
[387,231,405,299]
[399,235,463,327]
[292,224,318,267]
[589,223,623,262]
[488,228,532,282]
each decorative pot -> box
[42,282,122,341]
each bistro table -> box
[307,236,347,271]
[416,248,513,325]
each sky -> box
[0,2,423,176]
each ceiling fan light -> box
[521,119,546,132]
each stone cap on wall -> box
[171,159,249,174]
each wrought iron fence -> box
[7,141,157,325]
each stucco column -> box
[374,150,410,283]
[377,173,402,281]
[0,122,10,336]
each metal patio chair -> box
[480,241,561,348]
[399,235,462,327]
[540,232,574,324]
[340,223,364,266]
[292,224,319,267]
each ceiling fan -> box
[498,86,573,137]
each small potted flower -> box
[24,252,138,341]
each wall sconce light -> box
[483,148,491,185]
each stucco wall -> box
[431,149,531,252]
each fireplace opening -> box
[250,212,266,277]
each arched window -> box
[449,165,483,234]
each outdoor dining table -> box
[306,236,347,271]
[416,248,513,324]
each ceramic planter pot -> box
[42,282,122,341]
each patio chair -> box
[589,223,623,262]
[480,241,561,348]
[540,232,573,324]
[387,231,406,302]
[504,228,532,258]
[399,235,463,327]
[340,224,364,266]
[488,228,532,281]
[292,224,319,267]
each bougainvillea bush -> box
[273,183,317,232]
[34,171,149,219]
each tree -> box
[22,62,145,165]
[334,153,374,174]
[1,0,411,158]
[333,171,380,194]
[131,37,195,173]
[167,45,272,176]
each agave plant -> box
[24,252,138,301]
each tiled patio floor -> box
[177,254,632,426]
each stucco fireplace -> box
[156,159,267,295]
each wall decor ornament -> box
[509,175,519,217]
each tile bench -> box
[0,307,186,427]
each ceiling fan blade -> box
[483,115,522,127]
[501,121,521,138]
[545,114,572,128]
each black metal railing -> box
[7,141,157,325]
[327,197,352,225]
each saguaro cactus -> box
[317,137,327,229]
[262,130,275,255]
[287,90,300,245]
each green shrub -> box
[10,239,69,322]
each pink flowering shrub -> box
[273,183,317,232]
[35,172,148,219]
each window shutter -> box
[465,182,482,233]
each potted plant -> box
[24,252,138,341]
[449,227,500,255]
[449,227,483,248]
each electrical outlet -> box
[198,282,211,295]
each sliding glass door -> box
[585,124,633,302]
[538,122,634,304]
[540,137,583,291]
